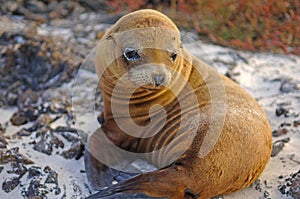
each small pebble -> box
[293,120,300,127]
[272,128,288,137]
[275,107,289,117]
[271,137,290,157]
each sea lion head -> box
[96,9,192,92]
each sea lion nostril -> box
[153,74,165,86]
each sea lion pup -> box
[85,9,272,199]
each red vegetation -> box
[108,0,300,55]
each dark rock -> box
[263,180,272,189]
[49,98,72,114]
[44,166,58,184]
[0,147,34,165]
[0,123,5,133]
[10,112,28,126]
[17,128,32,136]
[28,166,42,178]
[4,149,29,178]
[271,137,290,157]
[279,79,300,93]
[33,130,64,155]
[263,190,270,198]
[61,132,78,143]
[275,107,289,117]
[294,120,300,127]
[0,123,8,148]
[280,122,292,127]
[7,160,28,177]
[54,126,78,134]
[279,175,284,179]
[0,0,111,18]
[14,6,47,22]
[21,166,61,197]
[0,31,79,108]
[17,89,39,107]
[10,105,39,126]
[22,178,48,198]
[2,176,20,193]
[278,184,287,194]
[272,128,288,137]
[254,179,262,192]
[224,71,239,82]
[0,0,20,14]
[54,186,61,195]
[60,132,79,143]
[24,0,48,13]
[39,102,51,113]
[290,171,300,198]
[22,106,39,121]
[17,113,60,136]
[278,170,300,198]
[30,113,58,131]
[44,166,60,195]
[78,0,113,12]
[54,126,83,142]
[6,92,18,106]
[61,140,84,160]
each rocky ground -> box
[1,1,300,199]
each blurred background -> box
[108,0,300,55]
[1,0,299,55]
[1,0,299,116]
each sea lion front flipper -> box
[84,149,140,189]
[85,148,159,199]
[85,127,141,191]
[84,149,116,190]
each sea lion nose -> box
[153,74,165,86]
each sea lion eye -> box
[171,52,177,62]
[123,48,140,61]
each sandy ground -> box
[1,33,300,199]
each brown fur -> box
[86,9,272,199]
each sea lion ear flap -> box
[95,34,118,78]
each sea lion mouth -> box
[140,85,165,91]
